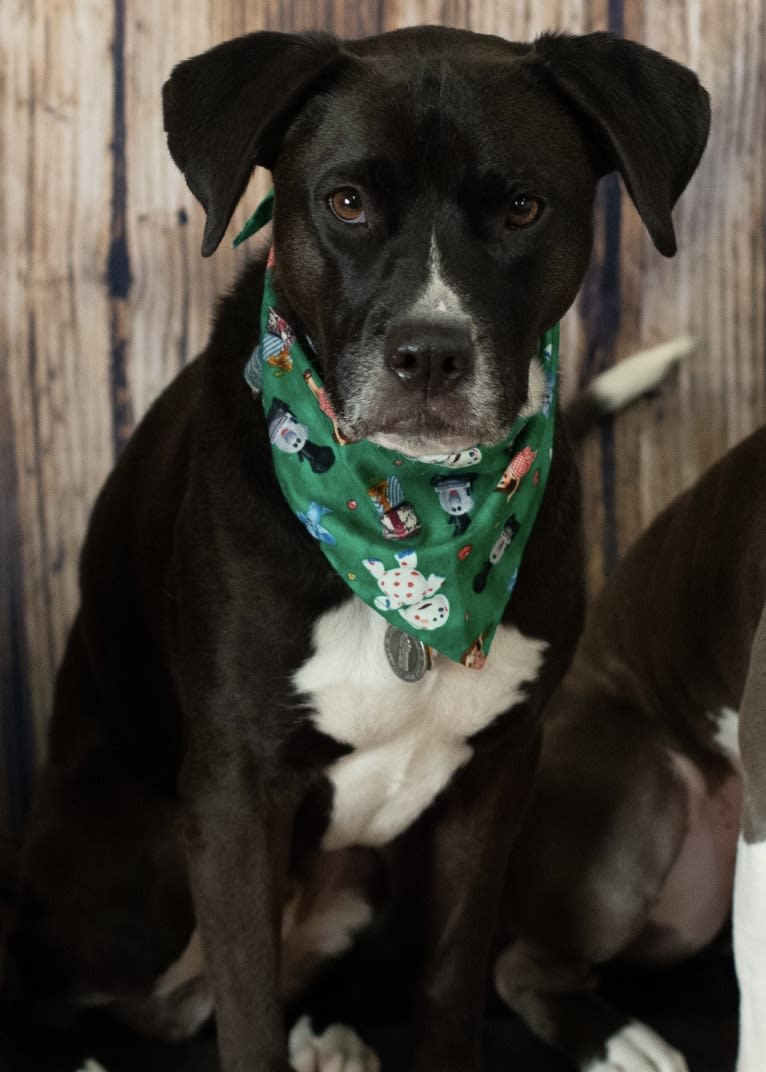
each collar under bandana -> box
[236,192,559,669]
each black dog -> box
[9,26,708,1072]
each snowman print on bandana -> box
[363,550,450,631]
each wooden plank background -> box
[0,0,763,833]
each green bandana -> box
[236,193,558,669]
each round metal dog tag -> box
[384,625,431,682]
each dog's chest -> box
[294,599,547,850]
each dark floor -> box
[0,835,739,1071]
[0,947,740,1072]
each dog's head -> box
[163,26,709,455]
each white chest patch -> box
[293,599,547,850]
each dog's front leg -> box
[735,599,766,1072]
[181,736,300,1072]
[410,727,542,1072]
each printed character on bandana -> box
[368,477,421,540]
[416,447,483,468]
[297,501,336,545]
[432,474,476,536]
[400,594,449,630]
[496,445,537,499]
[542,369,556,417]
[363,550,450,630]
[462,634,487,670]
[255,307,295,377]
[266,399,335,474]
[303,370,349,445]
[473,515,521,594]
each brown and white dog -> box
[5,26,709,1072]
[495,420,766,1072]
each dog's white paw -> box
[584,1021,688,1072]
[74,1062,111,1072]
[288,1015,380,1072]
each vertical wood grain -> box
[1,0,116,825]
[608,0,766,574]
[386,0,607,36]
[124,0,227,423]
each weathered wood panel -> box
[387,0,608,36]
[0,0,117,826]
[0,0,763,830]
[602,0,766,589]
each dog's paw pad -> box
[585,1020,688,1072]
[289,1015,380,1072]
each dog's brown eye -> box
[328,188,367,225]
[505,196,543,229]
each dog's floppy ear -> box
[163,31,344,256]
[533,32,710,257]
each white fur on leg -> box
[74,1062,111,1072]
[734,836,766,1071]
[583,1020,688,1072]
[289,1015,380,1072]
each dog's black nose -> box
[384,319,472,393]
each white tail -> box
[566,336,696,441]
